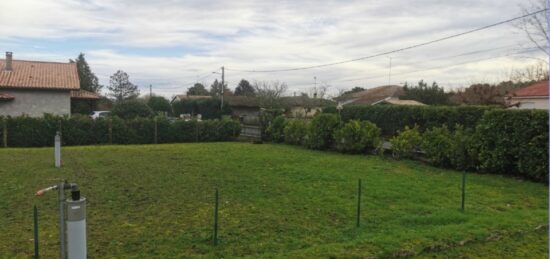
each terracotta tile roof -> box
[0,93,14,101]
[0,59,79,90]
[70,89,100,99]
[509,80,548,97]
[337,85,404,105]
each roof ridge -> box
[0,59,74,65]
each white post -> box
[55,131,61,168]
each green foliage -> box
[390,126,422,159]
[70,99,95,115]
[448,125,478,171]
[0,115,240,147]
[147,96,172,115]
[70,53,102,93]
[108,70,139,102]
[186,83,209,96]
[284,119,309,145]
[234,79,255,96]
[402,80,449,105]
[421,125,453,167]
[209,79,233,97]
[112,100,153,119]
[171,99,231,119]
[307,113,339,150]
[267,115,287,143]
[259,109,285,141]
[333,105,495,136]
[333,120,381,153]
[476,109,548,182]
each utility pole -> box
[221,66,225,110]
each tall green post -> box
[213,188,219,245]
[356,179,362,227]
[461,171,466,212]
[33,205,39,259]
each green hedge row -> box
[0,115,241,147]
[324,105,497,136]
[268,109,548,182]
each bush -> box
[112,100,153,119]
[267,115,287,143]
[327,105,496,136]
[389,126,422,159]
[476,109,548,182]
[147,96,172,116]
[307,113,339,149]
[333,120,381,153]
[0,115,241,147]
[448,125,478,171]
[284,119,309,145]
[421,125,453,167]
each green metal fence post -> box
[356,179,362,228]
[461,171,466,212]
[33,205,39,259]
[213,188,219,245]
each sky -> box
[0,0,548,98]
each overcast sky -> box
[0,0,547,98]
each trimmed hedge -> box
[325,105,497,136]
[476,109,548,182]
[0,115,241,147]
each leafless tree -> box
[508,61,549,82]
[515,0,549,54]
[253,80,287,108]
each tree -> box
[209,79,233,97]
[515,0,548,54]
[253,80,287,108]
[70,53,102,93]
[401,80,449,105]
[186,83,209,96]
[234,79,255,96]
[112,100,153,119]
[108,70,139,102]
[147,96,172,115]
[341,87,365,96]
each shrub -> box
[329,105,496,136]
[421,125,453,167]
[476,109,548,182]
[112,100,153,119]
[448,125,478,171]
[147,96,172,116]
[284,119,309,145]
[0,115,241,147]
[307,113,339,149]
[390,126,422,159]
[334,120,381,153]
[267,115,287,143]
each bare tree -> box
[515,0,549,54]
[253,80,287,108]
[509,61,549,82]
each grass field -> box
[0,142,547,258]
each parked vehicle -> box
[90,111,111,119]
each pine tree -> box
[108,70,139,102]
[234,79,255,96]
[70,53,102,93]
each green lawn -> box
[0,143,547,258]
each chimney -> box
[5,52,12,71]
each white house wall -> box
[0,89,71,117]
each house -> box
[0,52,100,117]
[280,96,335,117]
[225,96,261,118]
[506,80,548,109]
[170,94,212,103]
[371,96,425,106]
[334,85,426,106]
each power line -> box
[225,8,547,73]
